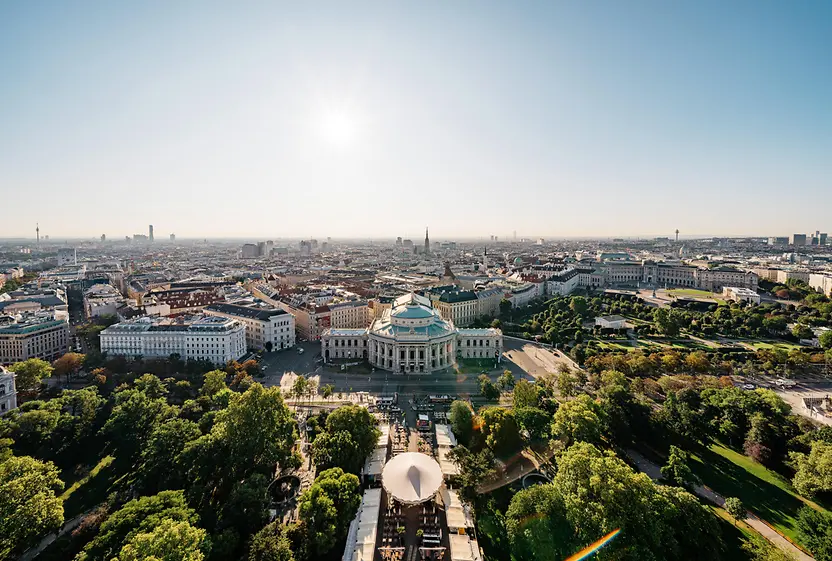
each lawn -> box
[667,288,721,300]
[60,455,116,519]
[455,358,500,373]
[745,341,805,352]
[689,443,828,544]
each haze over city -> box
[2,1,831,239]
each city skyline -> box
[2,1,831,238]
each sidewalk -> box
[624,449,813,561]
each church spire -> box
[424,227,430,255]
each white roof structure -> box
[435,424,458,447]
[342,488,382,561]
[437,446,460,476]
[362,424,390,476]
[449,534,483,561]
[442,489,474,530]
[382,452,443,505]
[435,424,459,476]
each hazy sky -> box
[1,1,830,240]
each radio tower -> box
[36,223,40,246]
[675,229,679,243]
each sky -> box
[1,1,831,240]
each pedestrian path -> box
[624,449,813,561]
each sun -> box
[319,110,357,147]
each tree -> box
[77,491,198,561]
[793,324,815,340]
[134,373,168,399]
[551,394,602,446]
[553,442,723,560]
[321,384,334,400]
[449,400,474,444]
[498,369,516,391]
[248,522,295,561]
[9,358,53,393]
[102,388,178,459]
[52,352,85,383]
[515,407,550,442]
[505,484,578,561]
[311,405,379,474]
[791,441,832,498]
[138,418,202,492]
[661,445,699,490]
[654,308,681,337]
[724,497,746,524]
[446,445,495,503]
[685,351,712,373]
[499,298,513,318]
[116,518,208,561]
[264,341,273,353]
[291,375,308,401]
[569,296,588,317]
[479,406,522,457]
[0,455,64,559]
[557,369,577,397]
[217,383,298,478]
[512,379,540,409]
[820,330,832,350]
[308,468,361,537]
[796,506,832,561]
[200,370,227,397]
[478,374,500,400]
[297,487,338,558]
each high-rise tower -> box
[675,229,679,243]
[424,227,430,255]
[36,223,40,245]
[149,225,154,242]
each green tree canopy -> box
[311,405,379,474]
[512,379,540,409]
[661,445,699,490]
[724,497,745,522]
[138,418,202,492]
[791,441,832,498]
[505,484,578,561]
[551,394,602,447]
[77,490,198,561]
[479,406,523,457]
[449,400,474,445]
[0,455,64,559]
[477,374,500,400]
[248,522,295,561]
[9,358,53,393]
[796,506,832,561]
[116,518,207,561]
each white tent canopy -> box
[342,488,382,561]
[382,452,443,505]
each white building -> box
[321,293,502,374]
[723,286,761,305]
[809,273,832,298]
[329,300,371,329]
[100,315,246,364]
[204,303,295,351]
[595,315,628,330]
[0,366,17,413]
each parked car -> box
[741,383,756,390]
[775,378,796,388]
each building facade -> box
[321,293,502,374]
[204,303,295,351]
[434,291,479,327]
[100,315,246,364]
[0,366,17,413]
[0,317,69,366]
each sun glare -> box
[319,111,357,147]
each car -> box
[775,378,797,388]
[741,383,756,390]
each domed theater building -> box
[321,293,502,374]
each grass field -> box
[689,443,827,544]
[745,341,805,352]
[455,358,500,374]
[667,288,721,299]
[60,455,116,519]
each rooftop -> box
[205,302,289,321]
